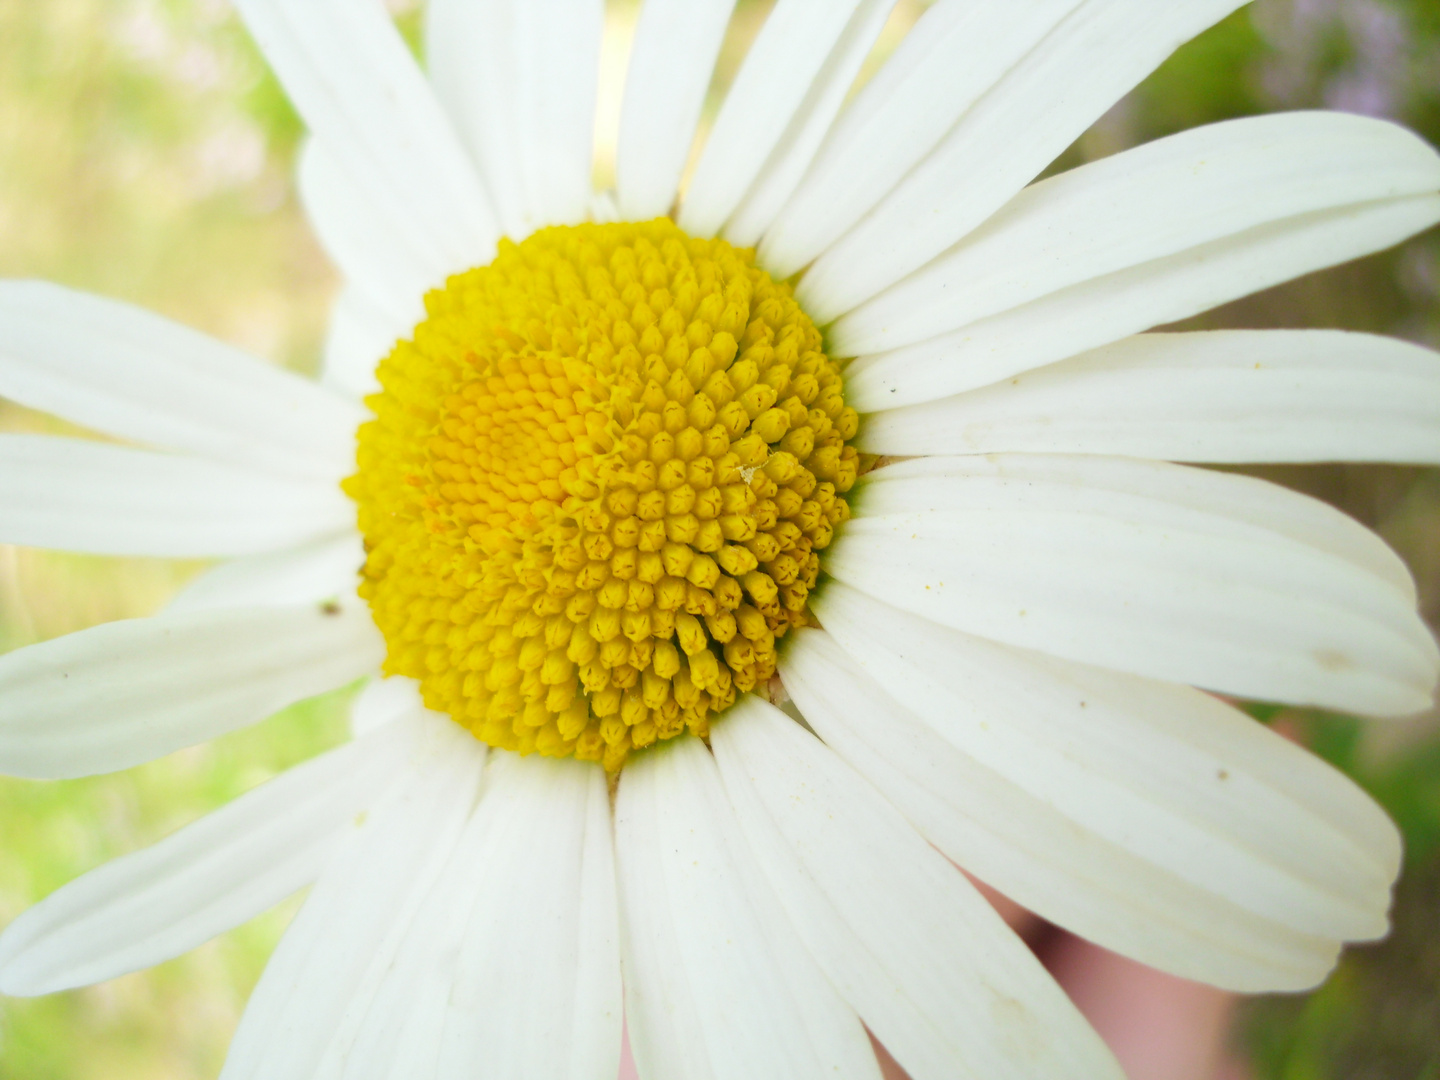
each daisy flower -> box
[3,0,1440,1077]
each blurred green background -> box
[0,0,1437,1077]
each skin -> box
[1045,933,1244,1080]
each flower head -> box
[348,220,856,768]
[1,1,1439,1078]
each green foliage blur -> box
[0,1,1437,1078]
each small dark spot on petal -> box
[320,600,342,616]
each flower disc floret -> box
[346,220,858,771]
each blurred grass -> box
[0,1,1437,1077]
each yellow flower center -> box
[345,219,858,771]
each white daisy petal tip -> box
[783,585,1405,992]
[839,454,1440,721]
[773,657,1327,996]
[855,330,1440,467]
[835,111,1440,410]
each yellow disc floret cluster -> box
[346,219,858,771]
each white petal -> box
[322,287,407,401]
[167,533,365,614]
[790,0,1248,317]
[0,282,362,484]
[818,585,1401,927]
[0,600,385,779]
[849,193,1440,409]
[306,751,617,1080]
[570,766,624,1080]
[590,188,620,225]
[724,0,896,249]
[336,950,449,1080]
[828,454,1437,716]
[838,112,1440,355]
[427,0,603,239]
[349,676,424,737]
[860,452,1418,599]
[328,831,470,1080]
[840,117,1440,409]
[415,753,621,1080]
[306,748,616,1080]
[231,0,498,276]
[297,140,434,330]
[760,0,1087,280]
[219,719,485,1080]
[858,330,1440,464]
[782,619,1360,992]
[616,736,880,1080]
[711,697,1123,1080]
[0,435,352,558]
[316,748,492,1080]
[678,0,873,239]
[614,0,738,221]
[0,718,417,996]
